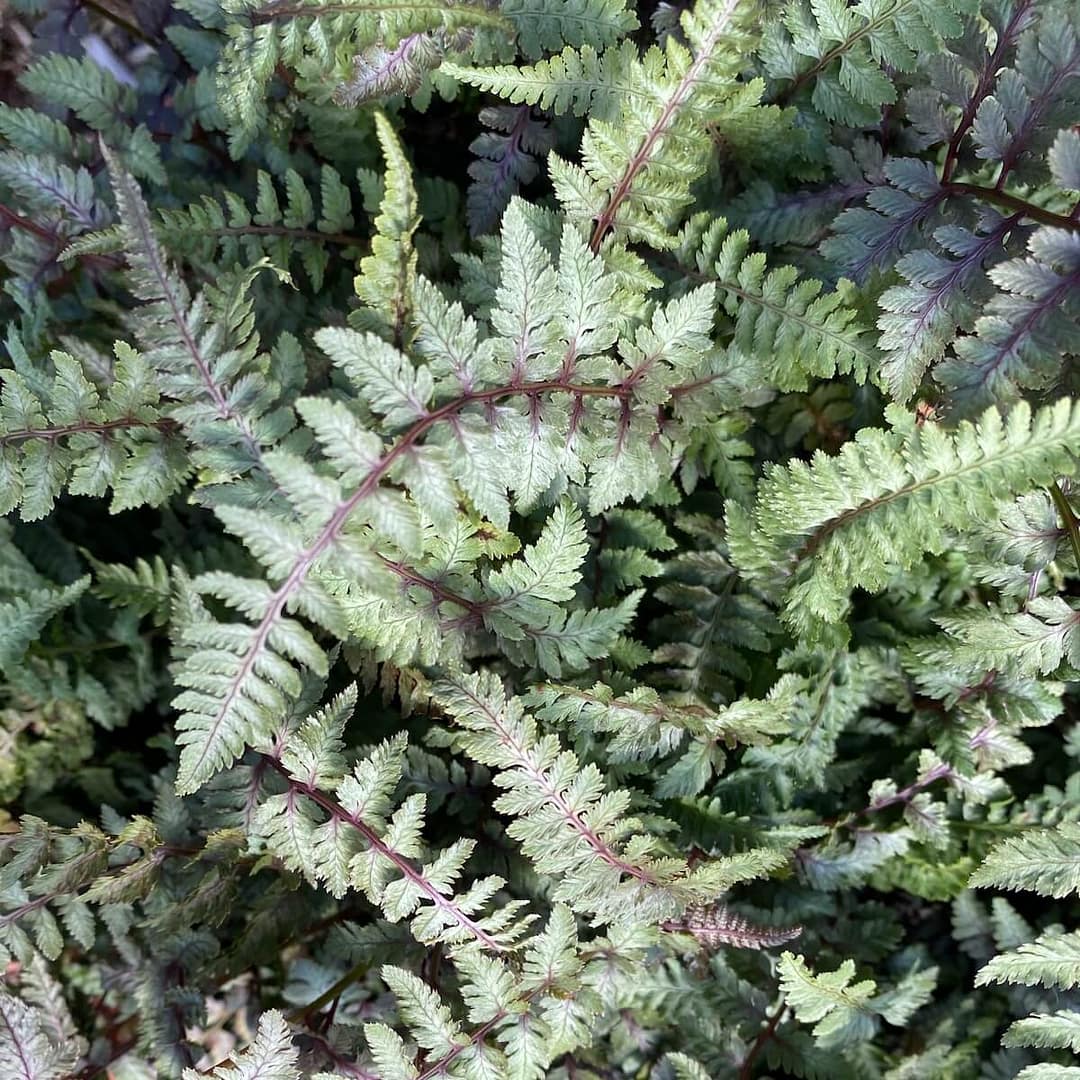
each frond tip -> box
[182,1010,298,1079]
[661,901,802,950]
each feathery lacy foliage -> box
[0,343,186,520]
[1,0,1080,1076]
[761,0,978,126]
[729,399,1080,638]
[466,106,554,236]
[972,821,1080,1075]
[545,0,795,248]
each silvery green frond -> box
[729,399,1080,638]
[5,1,1080,1073]
[0,344,186,520]
[0,991,72,1080]
[936,226,1080,414]
[975,930,1080,991]
[502,0,637,58]
[549,0,792,248]
[69,165,358,291]
[213,0,511,147]
[434,670,789,924]
[334,32,455,107]
[350,111,420,346]
[443,40,641,119]
[181,1010,298,1079]
[970,822,1080,898]
[1005,1011,1080,1054]
[672,213,877,388]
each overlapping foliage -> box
[1,0,1078,1076]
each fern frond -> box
[966,11,1080,185]
[466,106,554,236]
[334,29,466,106]
[18,53,134,134]
[821,158,947,284]
[650,529,777,703]
[762,0,976,126]
[969,821,1080,898]
[0,153,101,233]
[69,166,359,291]
[779,952,936,1050]
[0,991,72,1080]
[502,0,638,58]
[0,103,75,159]
[181,1010,298,1079]
[729,399,1080,637]
[351,112,420,347]
[215,0,512,144]
[674,214,877,387]
[444,40,641,119]
[974,930,1080,991]
[0,347,186,521]
[550,0,789,249]
[662,901,802,950]
[171,207,732,793]
[778,952,877,1049]
[0,574,88,671]
[935,226,1080,414]
[877,211,1023,402]
[1005,1012,1080,1054]
[434,670,789,924]
[90,554,174,626]
[938,596,1080,677]
[255,691,531,950]
[366,906,645,1076]
[97,156,280,479]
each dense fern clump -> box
[1,0,1079,1076]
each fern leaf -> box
[0,153,100,232]
[255,695,530,949]
[0,991,74,1080]
[352,112,420,347]
[969,822,1080,897]
[877,212,1022,402]
[936,226,1080,414]
[975,929,1080,990]
[662,901,802,950]
[170,207,751,792]
[444,41,641,119]
[334,31,457,106]
[434,670,788,924]
[99,155,275,477]
[466,106,554,236]
[778,953,878,1049]
[821,158,947,284]
[181,1010,298,1079]
[762,0,976,126]
[1005,1012,1080,1054]
[0,347,186,521]
[938,596,1080,676]
[215,0,512,145]
[676,214,876,387]
[550,0,786,248]
[729,399,1080,636]
[502,0,638,58]
[72,166,358,291]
